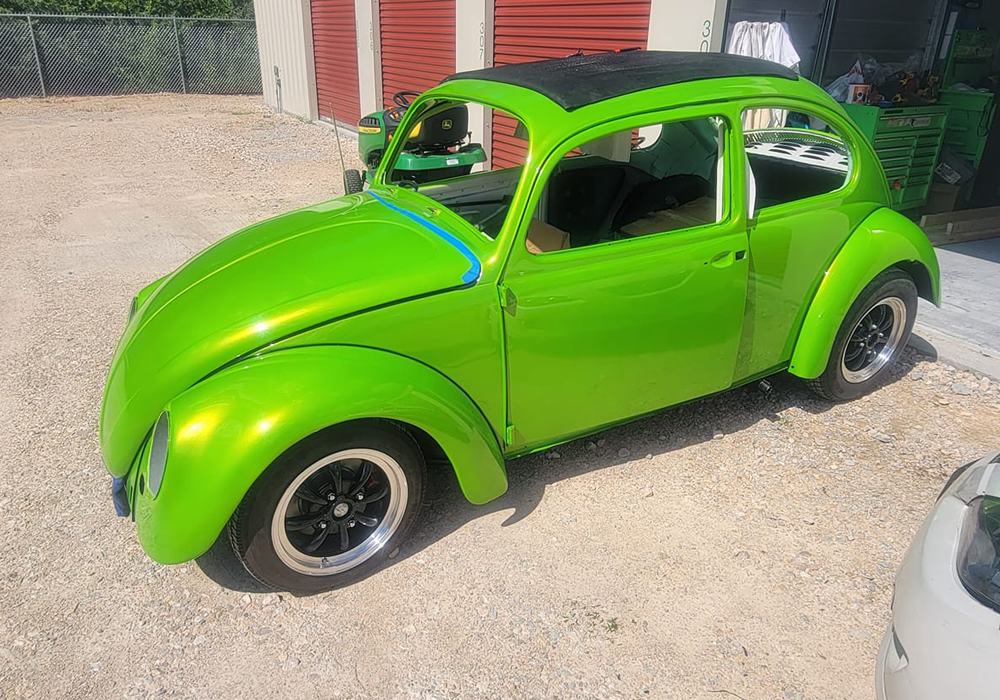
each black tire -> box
[806,269,917,401]
[343,168,364,195]
[228,422,425,593]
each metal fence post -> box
[26,15,46,97]
[0,13,260,99]
[172,17,187,93]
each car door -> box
[734,100,873,380]
[500,109,749,452]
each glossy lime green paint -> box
[130,346,505,563]
[788,207,941,379]
[135,276,168,309]
[100,193,487,478]
[498,102,747,450]
[736,98,884,378]
[268,283,509,439]
[101,68,940,565]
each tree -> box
[0,0,254,17]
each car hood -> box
[99,191,481,477]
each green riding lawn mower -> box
[351,90,486,189]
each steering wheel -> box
[631,135,646,149]
[393,90,421,108]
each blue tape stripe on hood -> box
[368,191,481,285]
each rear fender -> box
[789,207,940,380]
[133,345,507,564]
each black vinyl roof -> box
[443,50,798,111]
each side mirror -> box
[344,169,364,194]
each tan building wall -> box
[254,0,318,120]
[648,0,728,53]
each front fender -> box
[133,345,507,564]
[789,207,940,380]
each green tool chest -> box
[938,88,996,170]
[941,29,999,87]
[843,103,949,211]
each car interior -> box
[534,118,722,251]
[743,117,849,211]
[402,105,849,253]
[411,114,723,250]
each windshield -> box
[382,99,528,239]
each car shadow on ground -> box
[196,351,928,595]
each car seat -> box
[545,158,655,247]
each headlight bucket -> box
[148,412,169,498]
[957,495,1000,614]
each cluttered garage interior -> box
[725,0,1000,243]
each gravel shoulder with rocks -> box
[2,94,999,700]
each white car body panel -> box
[877,452,1000,700]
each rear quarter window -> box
[742,108,851,213]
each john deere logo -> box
[441,119,453,130]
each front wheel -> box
[807,269,917,401]
[229,422,425,593]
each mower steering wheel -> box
[393,91,421,108]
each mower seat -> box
[407,105,469,149]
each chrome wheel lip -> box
[271,448,407,576]
[841,296,907,384]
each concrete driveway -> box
[915,237,1000,380]
[2,95,999,700]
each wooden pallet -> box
[920,205,1000,246]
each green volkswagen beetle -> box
[100,51,940,592]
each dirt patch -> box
[1,94,998,700]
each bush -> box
[0,1,254,18]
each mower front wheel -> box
[343,169,364,195]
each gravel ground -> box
[2,94,999,700]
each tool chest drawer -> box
[843,103,949,212]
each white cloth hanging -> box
[726,20,800,70]
[727,21,801,129]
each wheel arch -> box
[132,345,507,564]
[893,259,936,304]
[788,207,940,380]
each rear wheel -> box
[807,269,917,401]
[229,422,425,593]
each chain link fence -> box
[0,13,262,99]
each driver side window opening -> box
[526,116,727,254]
[388,100,490,187]
[742,107,850,214]
[383,100,527,240]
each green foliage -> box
[0,0,253,18]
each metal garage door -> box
[311,0,361,125]
[379,0,456,108]
[492,0,652,168]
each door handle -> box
[710,250,746,268]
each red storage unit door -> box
[492,0,652,168]
[311,0,362,125]
[380,0,456,108]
